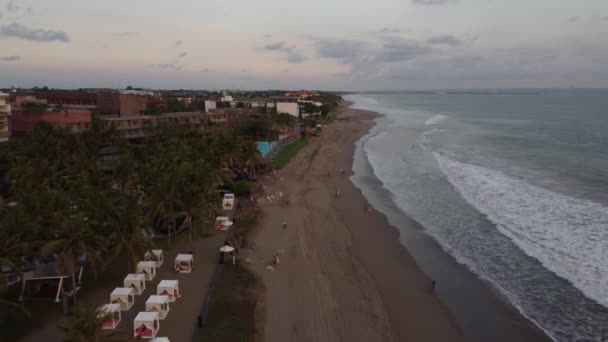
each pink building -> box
[11,109,92,135]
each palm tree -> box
[108,196,153,273]
[59,305,128,342]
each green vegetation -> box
[272,138,308,170]
[0,117,261,340]
[201,264,258,342]
[233,180,251,197]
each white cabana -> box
[99,303,121,329]
[124,273,146,295]
[145,295,170,319]
[174,254,193,273]
[137,261,157,281]
[157,280,180,302]
[110,287,135,311]
[133,311,160,339]
[151,338,170,342]
[222,193,235,210]
[144,249,164,268]
[215,216,233,231]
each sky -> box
[0,0,607,90]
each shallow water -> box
[347,90,608,342]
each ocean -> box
[346,90,608,342]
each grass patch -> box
[201,264,258,342]
[272,138,308,170]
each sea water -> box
[346,90,608,341]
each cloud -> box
[375,39,432,62]
[7,0,19,12]
[282,68,289,74]
[0,23,70,42]
[263,41,285,51]
[149,63,181,70]
[240,69,248,72]
[314,39,367,63]
[411,0,453,5]
[178,52,188,58]
[264,34,272,38]
[262,41,307,64]
[0,55,20,61]
[378,27,401,33]
[113,31,136,37]
[174,40,182,47]
[427,34,463,46]
[568,16,580,23]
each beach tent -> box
[19,263,83,303]
[99,303,121,329]
[157,280,180,302]
[145,295,170,319]
[110,287,135,311]
[174,254,194,273]
[144,250,164,268]
[222,193,235,210]
[124,273,146,295]
[137,261,157,281]
[133,311,160,339]
[215,216,233,231]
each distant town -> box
[0,88,337,142]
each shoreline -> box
[247,104,464,341]
[347,102,552,341]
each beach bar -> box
[99,303,121,329]
[157,280,180,302]
[133,312,160,339]
[144,249,164,267]
[110,287,135,311]
[145,295,170,319]
[124,273,146,295]
[174,254,194,273]
[137,261,157,281]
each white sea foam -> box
[434,152,608,308]
[425,114,448,125]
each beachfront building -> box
[0,92,12,142]
[277,102,299,116]
[204,100,217,113]
[102,112,227,139]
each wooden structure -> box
[99,303,121,329]
[174,254,194,273]
[144,249,164,267]
[133,312,160,339]
[157,280,180,302]
[124,273,146,295]
[145,295,170,319]
[110,287,135,311]
[137,261,157,281]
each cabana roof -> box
[146,295,169,304]
[138,261,157,267]
[99,303,121,313]
[158,280,178,288]
[112,287,134,296]
[135,311,158,322]
[125,273,145,281]
[175,254,193,262]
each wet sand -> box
[247,106,464,341]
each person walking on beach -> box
[282,221,287,230]
[273,252,280,265]
[431,280,437,294]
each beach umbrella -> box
[219,245,235,253]
[219,245,236,266]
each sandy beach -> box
[248,105,464,341]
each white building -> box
[221,95,233,102]
[204,100,217,113]
[0,92,11,142]
[277,102,299,116]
